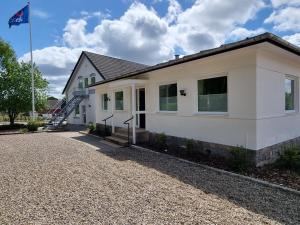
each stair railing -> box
[102,114,113,138]
[123,116,134,146]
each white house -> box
[62,33,300,166]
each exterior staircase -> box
[105,127,149,147]
[46,90,87,129]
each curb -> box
[132,145,300,196]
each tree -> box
[0,39,48,125]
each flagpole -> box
[28,1,35,119]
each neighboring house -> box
[62,51,147,125]
[62,33,300,166]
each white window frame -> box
[285,75,297,114]
[158,82,178,113]
[115,91,124,111]
[102,93,108,111]
[197,75,228,114]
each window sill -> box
[157,111,177,115]
[194,112,228,116]
[285,110,297,115]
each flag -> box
[8,5,29,28]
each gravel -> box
[0,132,299,225]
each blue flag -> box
[9,5,29,28]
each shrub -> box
[276,146,300,174]
[155,133,167,151]
[20,128,29,133]
[186,139,195,152]
[229,146,251,172]
[88,123,96,133]
[27,120,43,132]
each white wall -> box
[65,56,103,125]
[95,48,258,149]
[256,48,300,149]
[93,45,300,151]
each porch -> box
[96,79,148,145]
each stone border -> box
[132,144,300,196]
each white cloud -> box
[283,33,300,46]
[270,0,300,7]
[265,7,300,31]
[31,9,50,19]
[229,28,266,40]
[20,0,266,97]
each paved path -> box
[0,132,299,225]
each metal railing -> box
[102,114,113,138]
[123,116,134,146]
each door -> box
[81,105,86,124]
[136,88,146,129]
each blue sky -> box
[1,0,300,97]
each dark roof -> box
[90,32,300,88]
[62,51,148,94]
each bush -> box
[20,128,29,133]
[27,120,43,132]
[229,146,251,172]
[155,133,167,151]
[276,146,300,174]
[88,123,96,133]
[186,139,195,152]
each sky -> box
[1,0,300,98]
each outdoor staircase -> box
[105,127,149,147]
[46,92,87,130]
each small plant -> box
[27,120,43,132]
[155,133,167,151]
[186,139,195,152]
[88,123,96,133]
[229,146,251,172]
[20,128,29,133]
[276,146,300,174]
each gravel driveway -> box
[0,132,299,225]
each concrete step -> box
[115,127,147,135]
[113,132,132,140]
[105,136,129,147]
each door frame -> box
[136,87,146,128]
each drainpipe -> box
[131,84,136,144]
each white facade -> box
[64,56,103,125]
[93,43,300,151]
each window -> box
[84,78,89,88]
[91,77,96,85]
[102,93,108,111]
[115,91,124,110]
[75,105,80,115]
[285,77,295,111]
[159,83,177,111]
[198,76,227,112]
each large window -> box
[102,93,108,111]
[198,76,227,112]
[159,83,177,111]
[285,77,295,111]
[115,91,124,110]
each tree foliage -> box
[0,38,48,125]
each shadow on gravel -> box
[72,135,300,225]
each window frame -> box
[158,82,178,112]
[102,93,108,111]
[74,105,80,116]
[197,75,228,114]
[91,76,96,85]
[115,91,124,111]
[285,75,297,113]
[84,78,89,88]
